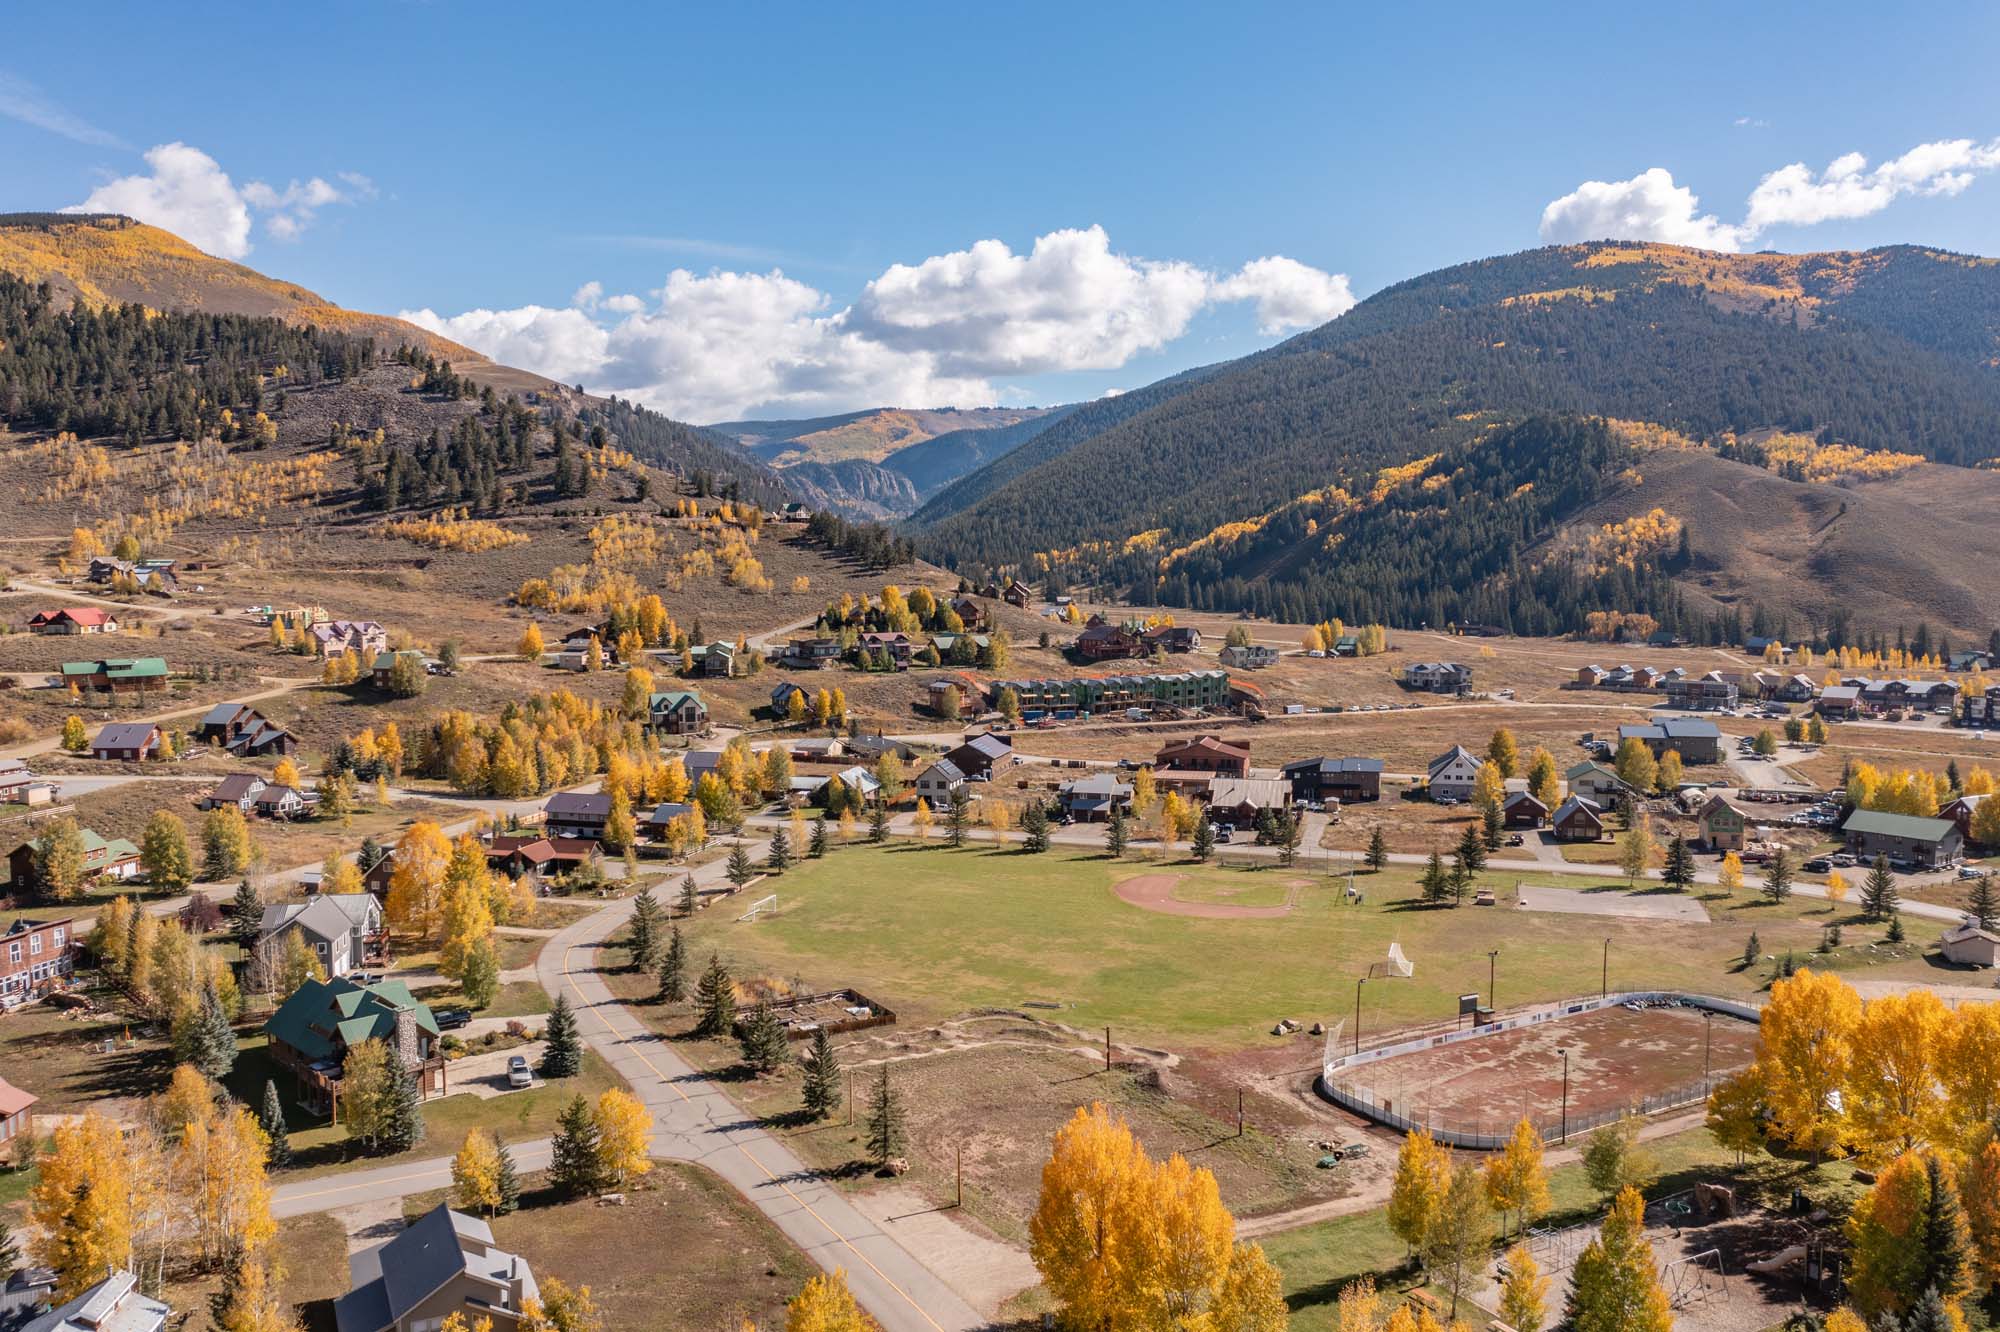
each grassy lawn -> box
[1554,841,1624,864]
[661,844,1951,1050]
[153,1212,349,1332]
[0,982,179,1117]
[395,1164,816,1332]
[1265,1128,1866,1329]
[223,1033,620,1178]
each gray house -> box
[17,1270,167,1332]
[259,894,384,979]
[334,1204,540,1332]
[1841,808,1964,869]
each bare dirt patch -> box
[1114,872,1296,919]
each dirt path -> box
[1112,872,1297,919]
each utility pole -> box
[1104,1025,1111,1071]
[1601,936,1611,998]
[1354,977,1367,1054]
[846,1069,853,1127]
[1488,949,1499,1013]
[956,1142,963,1208]
[1237,1088,1245,1139]
[1559,1047,1571,1144]
[1704,1010,1714,1079]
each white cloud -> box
[64,143,371,258]
[1539,167,1752,251]
[0,72,128,148]
[405,225,1353,421]
[1541,135,2000,252]
[1214,255,1358,334]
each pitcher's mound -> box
[1114,874,1294,919]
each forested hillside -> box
[912,241,2000,640]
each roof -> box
[261,895,377,944]
[31,607,116,627]
[1158,735,1250,761]
[645,802,693,826]
[0,1075,36,1118]
[1820,685,1863,702]
[650,689,703,710]
[1942,920,2000,946]
[253,784,304,806]
[1428,745,1481,778]
[1565,760,1619,781]
[1282,756,1385,775]
[265,976,439,1063]
[920,758,965,784]
[199,702,252,727]
[1841,808,1958,843]
[1502,791,1548,812]
[335,1204,537,1332]
[1207,777,1291,809]
[955,733,1013,761]
[1553,796,1604,826]
[19,1271,167,1332]
[545,791,611,819]
[208,773,267,802]
[91,722,158,750]
[1061,774,1133,798]
[62,657,167,680]
[1699,794,1746,821]
[1619,718,1722,743]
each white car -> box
[506,1055,533,1089]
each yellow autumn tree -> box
[1387,1127,1452,1255]
[217,1254,302,1332]
[30,1113,139,1297]
[785,1270,869,1332]
[1567,1186,1671,1332]
[1484,1117,1551,1238]
[594,1088,653,1187]
[1938,1000,2000,1142]
[1751,968,1861,1163]
[1717,850,1744,897]
[452,1128,505,1215]
[1848,988,1949,1162]
[387,821,454,937]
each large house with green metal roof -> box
[982,669,1232,719]
[1840,808,1965,869]
[265,976,446,1115]
[647,689,708,735]
[59,657,168,696]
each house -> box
[844,734,923,763]
[265,976,445,1113]
[1502,791,1549,829]
[0,916,76,1002]
[811,766,882,809]
[200,773,269,813]
[1426,745,1484,801]
[60,657,168,696]
[1950,651,1996,674]
[195,703,296,756]
[89,722,162,762]
[543,792,611,842]
[485,834,597,877]
[1663,673,1738,711]
[16,1270,168,1332]
[690,641,736,677]
[1697,795,1749,852]
[1281,756,1384,804]
[1940,920,2000,969]
[949,596,989,632]
[1551,797,1606,842]
[334,1203,540,1332]
[928,633,991,663]
[926,675,981,716]
[0,1076,35,1164]
[857,631,915,669]
[1817,685,1864,719]
[1141,626,1202,655]
[1205,777,1292,829]
[944,732,1015,781]
[1744,636,1793,662]
[363,848,396,897]
[1002,579,1034,608]
[1059,774,1134,822]
[196,702,260,745]
[7,830,139,893]
[1074,618,1143,662]
[1155,735,1251,779]
[914,758,966,805]
[1775,674,1819,703]
[769,681,810,717]
[259,895,385,979]
[1575,665,1610,688]
[1401,662,1472,694]
[1943,793,1992,845]
[1617,717,1724,765]
[371,650,426,689]
[1218,643,1279,670]
[648,690,708,736]
[780,637,842,670]
[1562,760,1624,805]
[88,557,178,594]
[26,607,118,635]
[789,737,846,762]
[1332,634,1362,657]
[985,670,1232,718]
[0,760,35,805]
[1841,809,1964,869]
[251,784,310,821]
[684,751,723,790]
[309,620,389,659]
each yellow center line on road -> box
[561,937,947,1332]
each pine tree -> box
[493,1137,522,1214]
[1190,815,1214,862]
[726,843,755,888]
[1862,853,1900,920]
[258,1080,292,1167]
[1455,821,1487,873]
[947,786,973,847]
[679,874,698,917]
[739,999,788,1073]
[1905,1287,1956,1332]
[695,953,736,1037]
[809,814,830,858]
[1762,848,1794,903]
[801,1027,841,1121]
[549,1095,605,1197]
[1421,848,1450,904]
[658,924,686,1001]
[865,1064,905,1165]
[1014,801,1047,853]
[1661,836,1695,892]
[379,1060,426,1152]
[1917,1153,1971,1307]
[0,1220,19,1283]
[228,879,263,949]
[460,938,500,1009]
[867,798,889,844]
[1968,875,1998,932]
[1105,806,1129,858]
[1365,824,1390,871]
[1889,912,1907,944]
[185,979,238,1079]
[765,829,791,871]
[1482,801,1504,851]
[540,993,582,1078]
[628,888,663,969]
[1743,931,1761,967]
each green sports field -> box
[686,844,1938,1050]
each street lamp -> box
[1559,1046,1572,1144]
[1601,936,1612,998]
[1704,1010,1714,1080]
[1354,977,1367,1055]
[1488,949,1500,1013]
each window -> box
[51,927,64,946]
[6,943,18,964]
[28,935,40,955]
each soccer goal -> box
[737,893,778,922]
[1368,941,1415,979]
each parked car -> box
[507,1055,533,1088]
[1959,865,1987,880]
[434,1007,473,1031]
[1210,825,1233,844]
[1803,858,1832,873]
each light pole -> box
[1601,936,1612,998]
[1559,1046,1571,1144]
[1354,977,1367,1055]
[1488,949,1500,1014]
[1704,1010,1714,1079]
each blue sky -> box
[5,2,1999,422]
